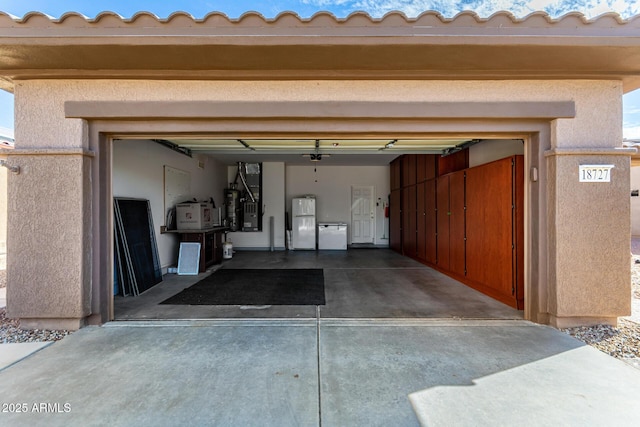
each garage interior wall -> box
[468,139,525,167]
[286,165,390,246]
[112,139,227,270]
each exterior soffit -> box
[0,11,639,90]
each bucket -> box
[223,241,233,259]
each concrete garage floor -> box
[114,249,522,320]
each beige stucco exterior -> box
[0,11,638,329]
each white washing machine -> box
[318,223,348,250]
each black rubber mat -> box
[160,268,325,305]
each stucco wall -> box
[12,79,623,149]
[7,78,629,328]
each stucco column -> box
[6,150,93,330]
[545,149,632,327]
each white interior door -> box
[351,186,375,244]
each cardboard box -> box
[176,202,214,230]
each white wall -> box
[469,139,525,168]
[286,165,390,246]
[113,139,227,269]
[226,162,286,249]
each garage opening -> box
[111,137,526,321]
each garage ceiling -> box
[167,138,471,166]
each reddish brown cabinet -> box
[402,155,417,187]
[436,176,450,270]
[178,228,224,273]
[390,157,402,191]
[416,181,427,261]
[466,156,524,308]
[449,171,466,277]
[402,185,417,257]
[390,189,402,252]
[438,149,468,176]
[389,152,524,310]
[425,179,437,264]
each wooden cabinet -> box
[417,154,438,183]
[390,189,402,252]
[436,176,450,270]
[402,155,417,187]
[425,179,437,264]
[178,228,224,273]
[436,171,465,274]
[465,156,524,309]
[390,154,524,309]
[402,185,417,257]
[390,157,402,190]
[449,171,466,277]
[438,149,468,176]
[390,153,524,310]
[416,181,427,261]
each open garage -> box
[110,137,526,320]
[0,11,636,329]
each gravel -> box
[563,319,640,359]
[1,308,71,344]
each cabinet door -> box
[425,179,437,264]
[416,155,426,183]
[436,176,450,270]
[402,155,417,187]
[449,171,466,277]
[417,154,438,183]
[425,154,438,181]
[390,158,402,190]
[389,189,402,252]
[416,181,427,261]
[402,185,417,257]
[466,157,514,303]
[438,149,469,176]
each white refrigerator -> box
[292,197,316,250]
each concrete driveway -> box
[1,319,640,426]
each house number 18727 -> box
[579,165,614,183]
